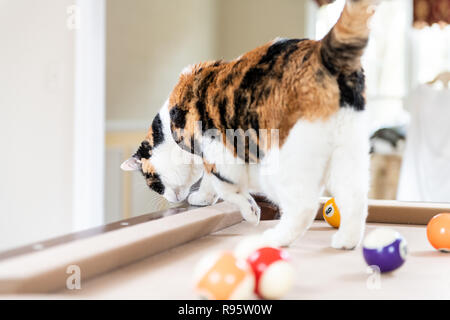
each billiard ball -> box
[362,228,407,273]
[323,198,340,228]
[194,251,255,300]
[246,247,294,299]
[427,213,450,252]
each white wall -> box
[105,0,309,123]
[0,0,75,251]
[104,0,219,221]
[106,0,218,123]
[216,0,308,60]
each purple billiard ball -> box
[363,228,407,273]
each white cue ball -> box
[259,260,295,299]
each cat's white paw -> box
[240,197,261,226]
[331,230,361,250]
[188,191,218,207]
[262,227,295,248]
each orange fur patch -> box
[165,0,374,160]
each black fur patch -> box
[196,99,215,132]
[212,171,235,185]
[134,141,151,159]
[259,39,303,65]
[225,130,262,163]
[151,113,164,147]
[226,130,246,161]
[320,31,367,111]
[222,60,244,87]
[302,48,313,63]
[226,38,304,162]
[174,134,203,157]
[181,83,194,106]
[218,97,229,128]
[148,174,165,195]
[320,32,368,76]
[337,70,366,111]
[282,38,306,66]
[233,39,304,129]
[192,136,203,156]
[195,70,218,132]
[316,69,325,82]
[170,105,188,128]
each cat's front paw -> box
[188,191,218,207]
[240,197,261,226]
[331,230,361,250]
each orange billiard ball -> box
[427,213,450,252]
[323,198,341,228]
[194,251,255,300]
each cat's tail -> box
[319,0,378,75]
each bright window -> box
[315,0,450,128]
[410,24,450,88]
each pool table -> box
[1,199,450,299]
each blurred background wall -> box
[106,0,309,124]
[216,0,308,60]
[0,0,75,250]
[106,0,217,123]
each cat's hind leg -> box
[326,112,370,250]
[262,168,325,247]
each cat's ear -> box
[120,157,141,171]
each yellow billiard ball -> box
[323,198,341,228]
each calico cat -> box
[121,0,378,249]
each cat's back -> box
[169,37,341,145]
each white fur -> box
[181,64,194,75]
[260,108,370,249]
[148,101,204,203]
[191,107,370,249]
[200,134,262,224]
[188,173,219,206]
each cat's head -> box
[120,105,203,203]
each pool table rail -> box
[0,198,449,295]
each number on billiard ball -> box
[322,198,341,228]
